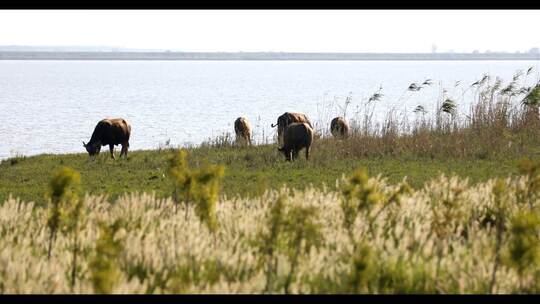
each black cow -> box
[83,118,131,159]
[277,122,314,161]
[271,112,312,146]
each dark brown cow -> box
[83,118,131,159]
[330,117,350,138]
[271,112,312,146]
[234,117,252,146]
[277,122,314,161]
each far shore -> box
[1,51,540,61]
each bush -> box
[167,149,225,232]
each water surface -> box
[1,60,539,159]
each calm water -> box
[1,60,539,159]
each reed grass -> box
[1,165,540,293]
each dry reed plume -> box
[1,161,540,293]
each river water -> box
[1,60,539,159]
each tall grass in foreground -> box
[1,160,540,293]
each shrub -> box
[89,219,126,294]
[167,150,225,232]
[504,211,540,292]
[254,194,323,293]
[45,166,81,260]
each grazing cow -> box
[83,118,131,159]
[330,117,349,138]
[271,112,312,146]
[234,117,252,146]
[278,122,314,161]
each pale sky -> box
[0,10,539,53]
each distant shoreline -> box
[1,51,540,61]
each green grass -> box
[0,142,527,205]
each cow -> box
[330,117,349,138]
[271,112,312,146]
[234,117,252,146]
[277,122,314,161]
[83,118,131,159]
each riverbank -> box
[3,78,540,204]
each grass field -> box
[0,142,529,205]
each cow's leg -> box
[120,144,126,158]
[287,150,292,162]
[121,142,129,158]
[292,149,299,161]
[306,146,310,160]
[109,144,116,160]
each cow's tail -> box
[271,123,277,128]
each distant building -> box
[431,44,438,53]
[472,50,479,54]
[529,47,540,54]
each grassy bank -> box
[0,142,530,205]
[2,73,540,204]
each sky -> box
[0,10,539,53]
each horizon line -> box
[1,45,540,54]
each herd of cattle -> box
[83,113,350,161]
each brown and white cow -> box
[330,117,350,138]
[234,117,252,146]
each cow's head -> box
[83,141,101,156]
[274,115,290,145]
